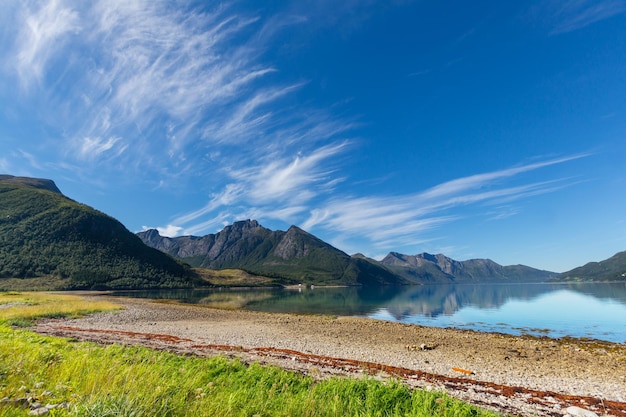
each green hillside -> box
[0,176,197,290]
[559,251,626,282]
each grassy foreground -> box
[0,292,499,417]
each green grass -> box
[0,293,499,417]
[193,268,278,287]
[0,292,121,327]
[0,276,71,292]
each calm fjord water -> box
[113,282,626,343]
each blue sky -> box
[1,0,625,273]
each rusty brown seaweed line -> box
[48,326,626,417]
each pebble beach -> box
[34,296,626,417]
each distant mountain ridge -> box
[138,220,407,286]
[139,223,556,284]
[0,175,196,289]
[380,252,554,283]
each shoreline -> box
[34,296,626,417]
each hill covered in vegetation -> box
[560,250,626,282]
[0,175,197,289]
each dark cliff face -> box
[138,220,271,265]
[137,229,165,248]
[138,220,407,286]
[272,226,331,260]
[206,220,267,262]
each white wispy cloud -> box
[169,141,350,235]
[78,136,125,160]
[2,2,593,259]
[486,206,520,221]
[300,195,458,250]
[418,154,588,200]
[14,0,80,89]
[173,183,245,226]
[0,158,9,173]
[298,154,589,253]
[241,141,349,204]
[83,1,272,157]
[17,150,43,171]
[546,0,626,35]
[205,83,303,143]
[5,0,355,210]
[6,1,296,172]
[182,212,234,237]
[165,153,587,244]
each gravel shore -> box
[34,296,626,417]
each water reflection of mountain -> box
[245,286,402,316]
[112,282,626,321]
[566,281,626,301]
[382,282,626,320]
[111,288,278,307]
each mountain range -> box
[1,174,624,290]
[137,220,408,286]
[379,252,555,283]
[138,223,555,285]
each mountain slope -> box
[380,252,554,283]
[138,221,407,286]
[559,251,626,282]
[0,175,196,289]
[0,175,61,193]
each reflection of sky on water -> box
[113,283,626,343]
[368,290,626,342]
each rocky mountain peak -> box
[205,219,266,261]
[229,219,260,231]
[140,228,161,240]
[381,252,411,266]
[273,226,314,260]
[416,252,440,263]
